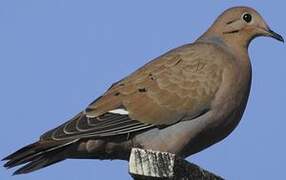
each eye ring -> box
[242,13,252,23]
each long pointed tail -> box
[3,139,78,175]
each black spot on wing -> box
[114,92,120,96]
[138,88,147,93]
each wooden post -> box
[129,148,224,180]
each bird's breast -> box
[210,55,252,134]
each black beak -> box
[268,29,284,43]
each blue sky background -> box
[0,1,285,179]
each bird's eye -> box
[242,13,252,23]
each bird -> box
[3,6,284,175]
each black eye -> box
[242,13,252,23]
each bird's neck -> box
[196,34,251,67]
[196,33,252,87]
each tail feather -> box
[4,141,59,168]
[2,142,38,161]
[3,139,78,175]
[13,150,65,175]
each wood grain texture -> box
[129,148,224,180]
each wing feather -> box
[41,43,225,141]
[41,112,153,141]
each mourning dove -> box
[3,6,283,175]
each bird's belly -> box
[134,86,250,158]
[180,79,252,157]
[181,109,245,157]
[133,113,211,156]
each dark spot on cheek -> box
[226,19,236,25]
[138,88,147,93]
[223,30,240,34]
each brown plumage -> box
[3,6,283,175]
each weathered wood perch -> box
[128,148,224,180]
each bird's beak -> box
[266,28,284,43]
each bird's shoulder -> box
[113,42,234,88]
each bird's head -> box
[199,6,284,48]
